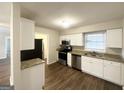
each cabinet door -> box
[70,34,83,46]
[60,35,70,44]
[67,53,72,67]
[60,36,64,44]
[104,60,121,85]
[75,34,83,46]
[21,64,45,90]
[81,56,94,73]
[107,28,122,48]
[20,18,35,50]
[121,64,124,85]
[81,56,104,78]
[70,35,76,45]
[91,58,104,78]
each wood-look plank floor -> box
[44,62,122,90]
[0,58,10,86]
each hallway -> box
[0,58,10,86]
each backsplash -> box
[72,46,122,56]
[72,46,84,51]
[106,48,122,56]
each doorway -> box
[0,28,10,86]
[0,2,11,88]
[35,33,49,64]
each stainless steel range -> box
[58,40,72,65]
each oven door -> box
[58,52,67,65]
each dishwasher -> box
[72,54,81,70]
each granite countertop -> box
[21,58,45,70]
[69,50,124,63]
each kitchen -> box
[1,2,124,90]
[19,3,124,90]
[58,28,123,87]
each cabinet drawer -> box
[104,60,121,67]
[82,56,103,62]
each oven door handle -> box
[59,52,66,54]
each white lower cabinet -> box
[122,64,124,86]
[67,53,72,67]
[81,56,104,78]
[21,64,45,90]
[103,60,121,85]
[81,56,122,85]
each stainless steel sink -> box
[84,51,104,58]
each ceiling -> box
[20,2,124,31]
[0,3,11,28]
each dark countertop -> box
[21,58,45,70]
[69,50,124,63]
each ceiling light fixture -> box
[62,20,70,28]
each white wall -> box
[122,18,124,58]
[60,19,122,35]
[10,3,22,89]
[35,26,59,64]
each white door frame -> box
[35,33,49,64]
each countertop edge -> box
[21,58,45,70]
[69,51,124,64]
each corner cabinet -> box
[20,18,35,50]
[106,28,122,48]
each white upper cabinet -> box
[107,28,122,48]
[60,34,83,46]
[60,35,70,44]
[20,18,35,50]
[70,34,83,46]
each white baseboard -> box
[47,61,57,65]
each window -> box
[84,31,106,52]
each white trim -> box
[123,86,124,90]
[47,61,57,65]
[84,31,106,53]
